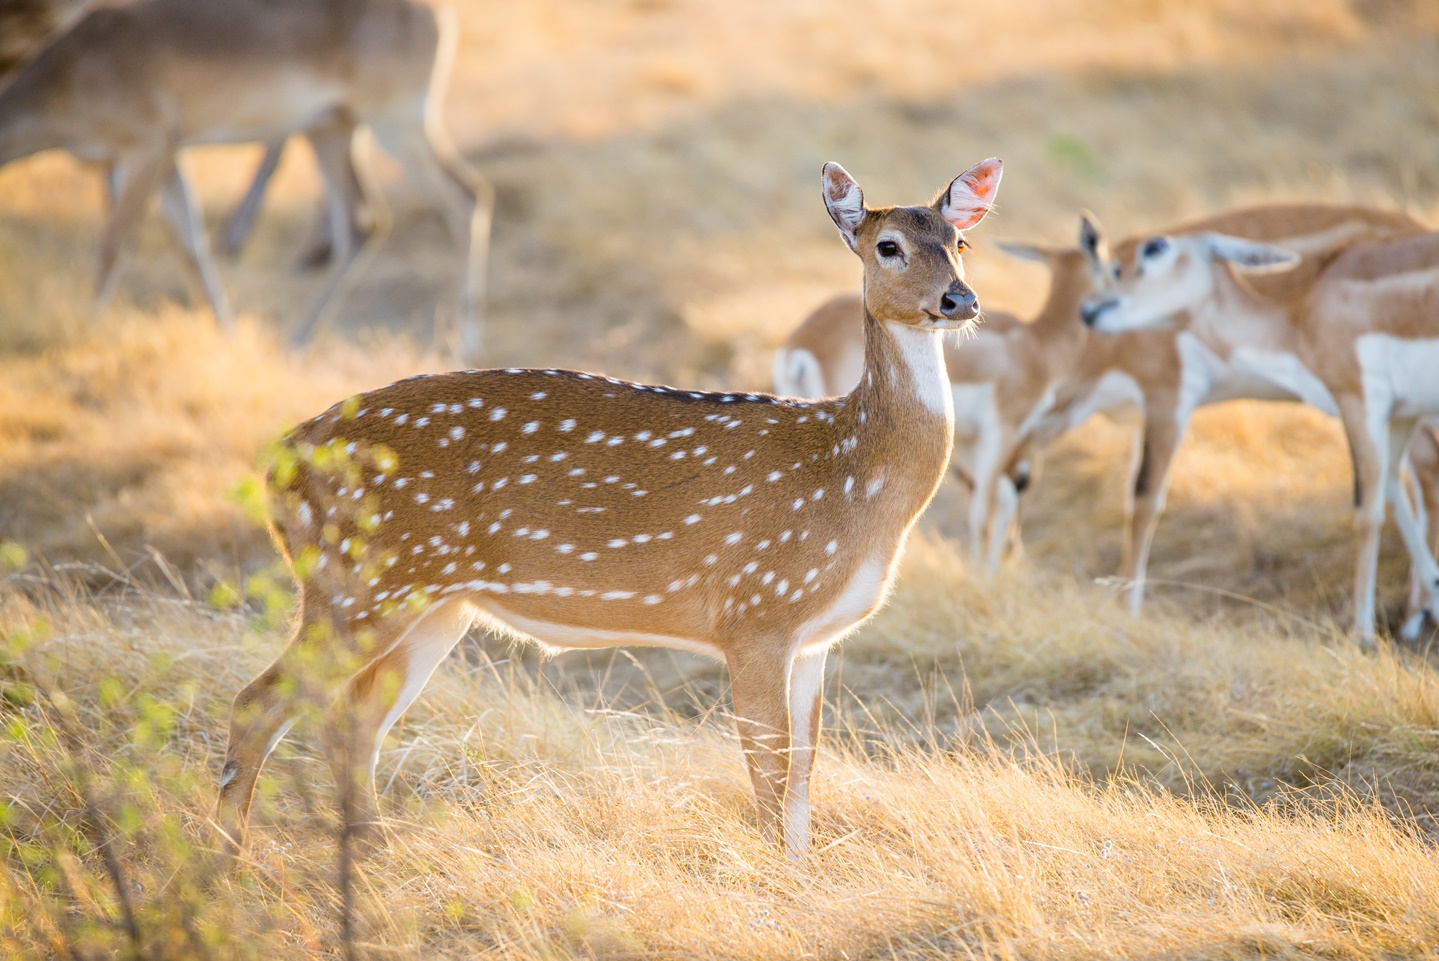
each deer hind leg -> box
[94,147,172,316]
[217,586,400,853]
[1401,425,1439,640]
[158,164,235,328]
[965,421,1005,573]
[1120,397,1184,616]
[369,108,494,363]
[725,642,794,848]
[289,115,379,349]
[1380,418,1439,642]
[781,645,827,860]
[322,598,474,847]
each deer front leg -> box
[1338,395,1389,649]
[1380,419,1439,641]
[725,642,795,849]
[1119,394,1185,615]
[782,645,827,859]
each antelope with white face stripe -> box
[216,158,1004,859]
[1082,227,1439,645]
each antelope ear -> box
[936,157,1003,231]
[1078,210,1108,263]
[821,162,867,252]
[994,241,1052,264]
[1207,234,1301,273]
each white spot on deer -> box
[585,431,605,444]
[520,475,537,484]
[826,540,838,555]
[767,471,782,482]
[443,562,457,575]
[395,413,409,425]
[488,522,502,534]
[762,571,774,585]
[643,595,662,605]
[556,544,574,554]
[550,452,567,463]
[569,467,586,477]
[523,454,539,463]
[776,579,789,595]
[457,521,470,537]
[727,574,741,587]
[685,514,702,525]
[531,392,547,400]
[497,563,512,574]
[416,493,430,504]
[705,554,718,565]
[866,476,886,498]
[780,531,793,543]
[844,476,854,497]
[756,539,771,551]
[633,534,652,544]
[468,398,483,408]
[493,478,508,490]
[490,408,507,422]
[581,552,598,561]
[608,538,628,549]
[467,461,481,474]
[793,498,804,510]
[531,529,549,540]
[523,421,540,434]
[726,532,743,545]
[724,466,737,475]
[602,590,634,600]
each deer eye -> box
[1141,237,1169,259]
[955,238,969,252]
[876,240,900,258]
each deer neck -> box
[831,305,955,525]
[1195,263,1299,358]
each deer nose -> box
[1079,298,1116,328]
[939,282,978,320]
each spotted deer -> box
[1082,225,1439,645]
[0,0,492,356]
[216,158,1004,859]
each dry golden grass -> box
[3,0,1439,957]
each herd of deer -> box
[5,0,1439,862]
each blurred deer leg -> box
[217,137,286,258]
[94,147,170,315]
[290,116,377,348]
[159,163,235,327]
[1338,396,1389,649]
[371,109,493,363]
[1120,395,1184,615]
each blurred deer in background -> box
[777,205,1439,631]
[216,159,1003,861]
[0,0,492,357]
[1083,220,1439,646]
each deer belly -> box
[1357,335,1439,419]
[478,600,724,660]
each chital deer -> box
[1082,225,1439,645]
[0,0,492,356]
[774,221,1101,571]
[216,158,1004,859]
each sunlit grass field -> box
[3,1,1439,957]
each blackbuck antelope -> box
[1082,226,1439,645]
[774,220,1100,571]
[216,159,1004,859]
[0,0,492,356]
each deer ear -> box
[1078,210,1107,263]
[936,157,1003,231]
[821,162,867,252]
[1207,234,1301,273]
[994,241,1052,264]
